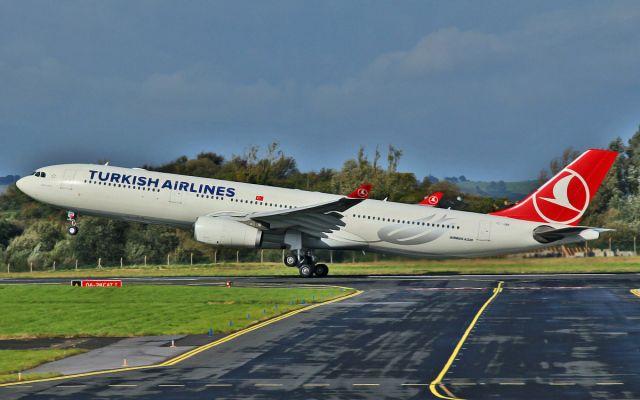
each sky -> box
[1,1,639,180]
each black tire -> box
[299,264,313,278]
[315,264,329,277]
[68,226,79,236]
[284,253,298,267]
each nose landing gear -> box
[67,211,79,236]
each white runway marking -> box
[369,273,621,279]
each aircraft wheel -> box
[68,226,79,236]
[299,264,313,278]
[315,264,329,277]
[284,253,298,267]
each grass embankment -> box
[0,349,85,383]
[4,256,640,278]
[0,285,351,338]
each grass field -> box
[0,285,351,338]
[0,349,85,383]
[4,257,640,278]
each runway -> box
[2,274,640,399]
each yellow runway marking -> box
[596,382,624,385]
[352,383,380,387]
[429,281,504,400]
[549,382,576,386]
[254,383,283,387]
[161,287,361,366]
[630,289,640,298]
[108,384,137,387]
[205,384,233,387]
[303,383,330,387]
[0,287,363,388]
[498,382,525,385]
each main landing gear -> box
[283,250,329,278]
[67,211,79,236]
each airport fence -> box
[1,244,638,273]
[1,248,390,273]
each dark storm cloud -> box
[1,1,639,180]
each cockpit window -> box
[40,172,46,178]
[35,172,41,177]
[34,171,46,178]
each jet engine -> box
[194,216,262,248]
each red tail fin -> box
[489,149,617,225]
[419,192,443,206]
[348,184,373,199]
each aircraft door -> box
[60,170,76,190]
[477,220,491,241]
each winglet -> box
[419,192,443,207]
[348,184,373,199]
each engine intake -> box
[194,216,262,248]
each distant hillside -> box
[451,179,538,200]
[0,175,19,194]
[0,175,19,185]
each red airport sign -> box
[71,280,122,287]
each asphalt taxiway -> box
[2,274,640,399]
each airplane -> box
[418,191,443,207]
[16,149,617,278]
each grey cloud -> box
[1,1,639,180]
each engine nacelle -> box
[194,216,262,248]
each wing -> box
[205,184,372,239]
[247,197,364,238]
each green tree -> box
[0,220,22,247]
[124,224,179,264]
[73,218,128,265]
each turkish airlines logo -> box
[357,188,369,198]
[427,195,439,205]
[532,168,590,224]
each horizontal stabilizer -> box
[533,225,612,244]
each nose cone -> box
[16,177,27,193]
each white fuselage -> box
[17,164,572,258]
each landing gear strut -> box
[67,211,79,236]
[283,250,330,278]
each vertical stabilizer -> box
[489,149,617,226]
